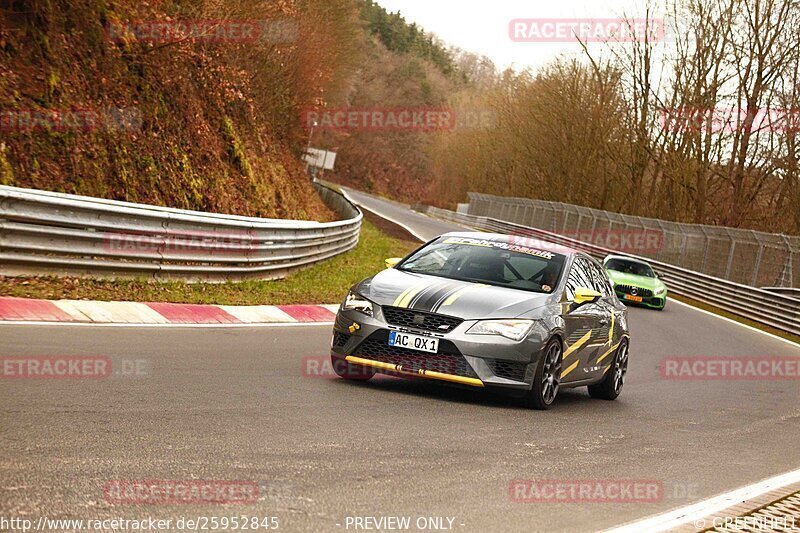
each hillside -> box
[0,0,362,221]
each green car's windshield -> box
[605,258,656,278]
[397,236,567,293]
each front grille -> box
[382,307,463,333]
[353,331,477,378]
[487,359,528,382]
[615,284,653,298]
[332,331,351,348]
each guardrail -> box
[0,182,362,281]
[415,205,800,337]
[762,287,800,302]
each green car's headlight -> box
[342,290,374,317]
[467,319,535,341]
[654,287,666,296]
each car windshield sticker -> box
[443,236,555,260]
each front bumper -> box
[331,306,549,393]
[615,290,666,309]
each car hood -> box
[606,269,664,289]
[355,268,552,319]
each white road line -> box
[0,321,334,328]
[605,467,800,533]
[340,188,427,242]
[668,297,800,348]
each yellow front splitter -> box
[345,355,484,388]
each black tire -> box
[522,338,562,410]
[588,339,628,400]
[331,355,375,381]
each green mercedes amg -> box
[603,255,668,310]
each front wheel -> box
[522,338,562,410]
[331,355,375,381]
[588,339,628,400]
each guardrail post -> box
[724,229,736,281]
[699,226,710,274]
[751,231,765,287]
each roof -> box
[603,254,654,266]
[439,231,578,256]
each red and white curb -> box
[0,297,339,325]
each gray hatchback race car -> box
[330,232,630,409]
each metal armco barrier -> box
[415,205,800,337]
[0,183,362,281]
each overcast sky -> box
[375,0,666,72]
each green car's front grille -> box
[614,284,654,298]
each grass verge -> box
[0,220,418,305]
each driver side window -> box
[588,261,613,297]
[564,257,594,301]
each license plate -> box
[388,331,439,353]
[624,294,643,302]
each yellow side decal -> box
[561,359,580,378]
[439,283,489,308]
[563,330,592,359]
[608,313,615,345]
[596,342,620,365]
[602,364,611,375]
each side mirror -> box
[573,287,602,306]
[384,257,402,269]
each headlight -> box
[341,290,374,316]
[654,287,666,296]
[467,319,535,341]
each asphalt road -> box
[1,189,799,533]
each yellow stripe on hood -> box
[437,284,489,310]
[396,283,431,308]
[392,285,416,307]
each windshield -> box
[397,236,567,293]
[605,258,656,278]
